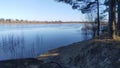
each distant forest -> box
[0,18,88,24]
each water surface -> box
[0,24,92,60]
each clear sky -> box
[0,0,85,21]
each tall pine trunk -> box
[96,0,100,37]
[108,0,116,39]
[117,0,120,36]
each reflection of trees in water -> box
[81,25,91,40]
[0,34,44,60]
[1,34,25,58]
[28,34,43,57]
[19,34,25,58]
[35,34,43,55]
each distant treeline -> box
[0,18,106,24]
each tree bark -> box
[108,0,116,39]
[96,0,100,38]
[117,0,120,36]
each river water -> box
[0,24,92,61]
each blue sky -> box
[0,0,85,21]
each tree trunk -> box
[96,0,100,38]
[108,0,116,39]
[117,0,120,36]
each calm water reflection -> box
[0,24,92,61]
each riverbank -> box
[0,19,107,25]
[0,21,90,24]
[38,38,120,68]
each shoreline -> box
[0,22,89,25]
[38,38,120,68]
[0,22,107,25]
